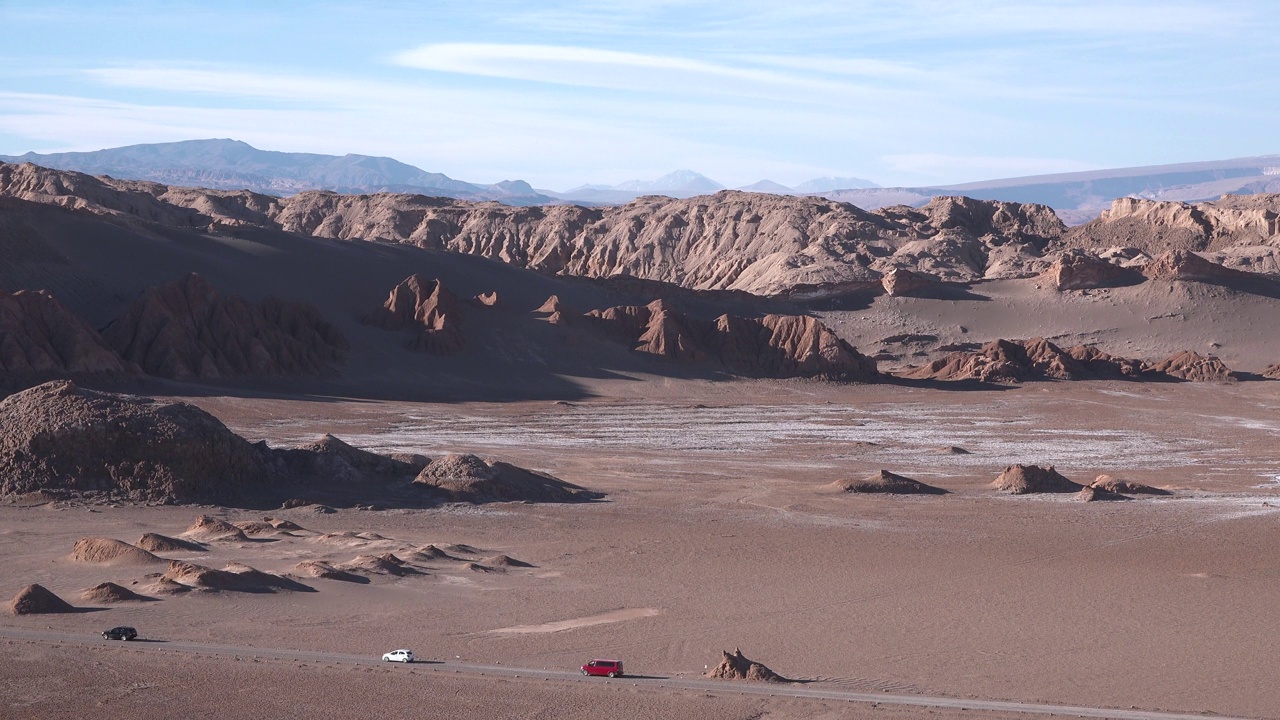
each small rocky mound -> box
[182,516,250,542]
[233,520,281,536]
[414,453,600,503]
[473,291,499,307]
[706,649,790,683]
[937,446,971,455]
[829,470,948,495]
[1091,475,1172,496]
[279,434,422,488]
[1043,250,1144,290]
[0,381,283,504]
[136,533,206,553]
[1264,363,1280,379]
[1149,350,1239,382]
[1076,486,1131,502]
[70,537,162,566]
[414,544,461,561]
[9,583,76,615]
[145,576,192,596]
[339,553,422,577]
[362,274,464,354]
[0,288,136,392]
[482,554,533,568]
[82,582,157,603]
[265,518,305,531]
[294,560,367,583]
[585,299,878,381]
[992,465,1084,494]
[101,272,347,381]
[163,560,313,593]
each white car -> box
[382,649,415,663]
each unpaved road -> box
[0,628,1254,720]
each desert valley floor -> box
[4,376,1280,719]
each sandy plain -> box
[4,376,1280,719]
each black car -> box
[102,626,137,641]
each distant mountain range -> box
[2,139,1277,222]
[0,139,555,205]
[826,156,1280,224]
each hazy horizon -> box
[2,1,1277,189]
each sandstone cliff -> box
[102,273,348,381]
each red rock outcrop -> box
[102,273,347,381]
[1043,250,1144,290]
[992,465,1084,494]
[362,274,464,354]
[0,288,135,391]
[1148,350,1239,382]
[585,300,878,381]
[0,381,283,504]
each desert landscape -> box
[0,151,1279,720]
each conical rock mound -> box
[9,583,76,615]
[82,582,156,603]
[992,465,1084,494]
[829,470,948,495]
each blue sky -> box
[1,1,1277,189]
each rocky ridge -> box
[0,288,136,391]
[102,273,348,381]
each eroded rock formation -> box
[706,649,790,683]
[102,273,347,381]
[1149,350,1239,382]
[902,338,1149,383]
[362,274,465,354]
[8,583,76,615]
[0,288,135,391]
[585,299,878,381]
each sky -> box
[1,0,1277,190]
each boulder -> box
[880,267,934,296]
